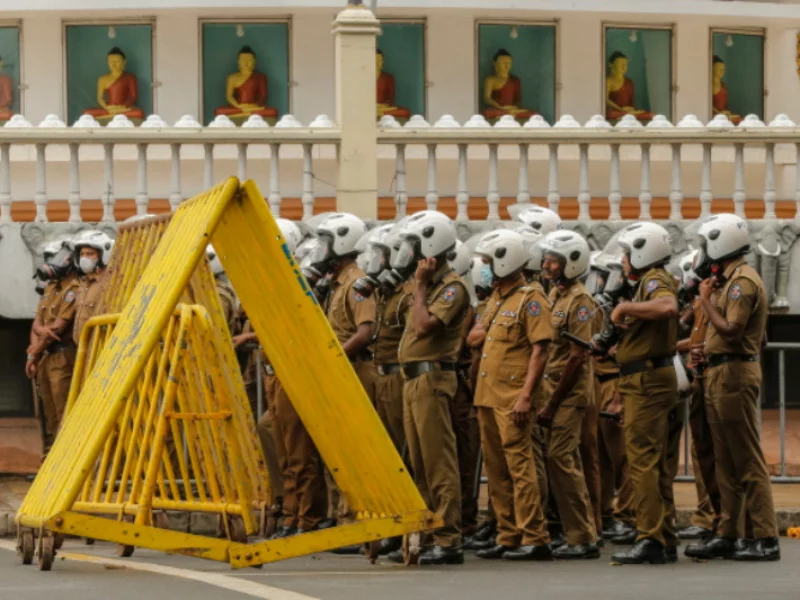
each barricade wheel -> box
[84,537,95,545]
[364,541,381,564]
[402,533,421,566]
[38,536,54,572]
[19,531,34,565]
[53,533,65,550]
[116,544,135,558]
[228,516,247,543]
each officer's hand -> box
[699,277,717,300]
[607,392,624,425]
[610,302,629,327]
[42,327,61,342]
[231,334,247,349]
[511,395,532,428]
[536,404,556,428]
[25,359,38,379]
[690,343,706,366]
[415,258,437,284]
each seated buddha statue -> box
[482,49,537,122]
[376,49,410,120]
[606,51,653,123]
[0,55,13,122]
[83,47,145,122]
[711,55,742,125]
[215,46,278,122]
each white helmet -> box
[393,210,456,270]
[276,218,303,254]
[359,223,396,278]
[206,244,225,277]
[679,250,700,286]
[72,230,114,267]
[122,213,157,225]
[617,222,672,272]
[510,225,544,272]
[448,240,471,277]
[475,229,528,279]
[540,230,590,281]
[515,206,562,235]
[311,212,367,266]
[696,213,750,263]
[42,238,71,261]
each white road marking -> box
[0,540,319,600]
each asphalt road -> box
[0,539,798,600]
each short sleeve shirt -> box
[325,262,377,346]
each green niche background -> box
[712,33,764,119]
[0,27,20,119]
[605,28,672,119]
[478,24,556,124]
[66,24,153,125]
[202,22,290,126]
[377,22,425,118]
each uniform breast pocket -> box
[491,318,522,342]
[497,365,526,389]
[551,313,566,335]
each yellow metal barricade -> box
[16,177,437,571]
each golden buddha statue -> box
[215,46,278,122]
[83,47,144,122]
[482,49,536,121]
[376,49,410,120]
[0,55,13,122]
[606,51,653,123]
[711,55,742,125]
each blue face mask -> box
[479,264,494,289]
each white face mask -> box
[79,256,98,274]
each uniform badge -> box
[64,290,75,304]
[527,301,541,317]
[442,286,458,302]
[730,283,742,301]
[353,291,365,303]
[646,280,659,293]
[500,310,517,318]
[576,305,590,322]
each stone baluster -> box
[102,144,116,223]
[764,142,776,220]
[301,143,315,220]
[639,143,652,220]
[203,144,214,190]
[547,143,560,214]
[68,144,82,223]
[395,143,407,218]
[0,144,9,223]
[269,143,281,215]
[577,143,590,221]
[700,143,713,218]
[608,144,622,221]
[517,144,530,206]
[34,143,48,223]
[237,143,248,181]
[425,144,438,211]
[169,143,182,212]
[795,144,800,225]
[733,143,745,218]
[487,144,500,221]
[135,143,149,217]
[456,144,469,222]
[669,144,683,221]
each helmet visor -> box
[604,268,626,295]
[584,269,607,296]
[364,244,389,278]
[392,238,420,270]
[309,233,334,266]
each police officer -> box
[536,230,599,560]
[71,231,113,347]
[388,210,469,566]
[469,230,553,561]
[26,239,80,457]
[207,245,238,335]
[685,214,779,562]
[607,222,679,565]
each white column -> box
[68,144,81,224]
[517,144,530,206]
[487,144,500,222]
[426,144,438,211]
[332,3,380,218]
[0,144,9,223]
[203,144,214,190]
[395,143,407,219]
[547,143,560,213]
[456,144,469,222]
[669,144,683,221]
[302,143,315,220]
[577,144,590,221]
[169,143,182,212]
[136,143,149,217]
[102,144,115,223]
[609,144,622,221]
[733,143,745,218]
[764,142,776,220]
[700,143,713,218]
[795,144,800,226]
[269,143,281,215]
[639,143,652,220]
[237,143,248,181]
[34,143,48,223]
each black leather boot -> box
[553,543,600,560]
[602,520,634,540]
[611,538,667,565]
[502,545,554,561]
[732,537,780,562]
[611,528,638,545]
[684,536,736,560]
[418,545,464,566]
[476,545,516,560]
[677,525,714,540]
[377,536,403,556]
[269,525,297,540]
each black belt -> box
[349,350,373,363]
[376,363,403,376]
[619,355,673,377]
[597,372,620,384]
[707,354,758,369]
[402,361,457,380]
[45,340,75,355]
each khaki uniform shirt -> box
[325,262,377,346]
[398,264,469,364]
[546,280,594,404]
[72,270,106,346]
[592,302,619,377]
[615,267,678,365]
[216,280,238,335]
[458,304,476,369]
[373,281,414,365]
[37,274,80,349]
[705,258,767,357]
[474,277,553,410]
